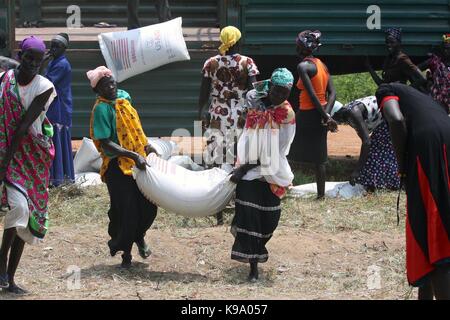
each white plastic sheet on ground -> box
[289,182,366,199]
[98,17,190,82]
[75,172,103,187]
[133,153,236,217]
[73,137,102,174]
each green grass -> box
[291,157,358,186]
[332,72,378,104]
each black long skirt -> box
[104,158,158,256]
[405,126,450,286]
[231,180,281,263]
[288,109,328,164]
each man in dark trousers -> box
[128,0,172,30]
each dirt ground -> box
[0,188,414,300]
[0,125,409,301]
[0,224,407,300]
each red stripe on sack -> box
[163,159,168,175]
[125,39,131,69]
[111,41,115,60]
[124,39,129,69]
[120,39,124,66]
[113,40,118,61]
[417,156,450,265]
[380,96,399,111]
[406,212,434,285]
[123,38,128,69]
[444,144,450,191]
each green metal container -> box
[228,0,450,56]
[18,0,221,28]
[0,0,14,56]
[9,0,450,137]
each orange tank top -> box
[297,57,330,110]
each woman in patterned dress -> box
[198,26,259,224]
[418,33,450,114]
[331,96,400,191]
[0,36,56,295]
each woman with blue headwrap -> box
[229,68,296,282]
[45,33,75,187]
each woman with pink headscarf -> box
[0,36,56,295]
[87,66,158,269]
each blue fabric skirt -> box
[355,121,400,190]
[50,124,75,187]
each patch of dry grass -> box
[49,183,406,235]
[4,182,412,300]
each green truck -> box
[1,0,449,137]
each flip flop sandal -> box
[0,274,8,289]
[5,284,29,295]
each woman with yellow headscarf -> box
[198,26,260,226]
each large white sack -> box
[168,155,204,171]
[73,137,102,174]
[133,153,236,217]
[98,17,190,82]
[289,182,366,199]
[147,138,177,160]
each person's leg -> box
[155,0,172,22]
[418,280,434,300]
[6,236,27,294]
[104,160,138,267]
[0,228,16,287]
[134,185,158,259]
[127,0,141,30]
[215,212,224,226]
[315,163,326,199]
[248,259,258,282]
[1,185,30,288]
[430,264,450,300]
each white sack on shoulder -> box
[98,17,190,82]
[133,153,236,217]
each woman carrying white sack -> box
[229,68,296,282]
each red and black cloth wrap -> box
[376,83,450,286]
